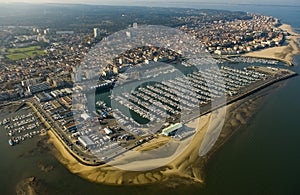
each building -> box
[104,127,113,135]
[56,31,74,34]
[35,92,53,102]
[43,28,49,35]
[52,79,66,88]
[161,123,183,136]
[126,31,131,38]
[78,136,96,149]
[133,23,138,29]
[22,78,41,88]
[27,82,51,94]
[64,122,79,132]
[113,66,119,74]
[0,92,9,101]
[93,28,99,38]
[59,96,72,109]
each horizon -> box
[1,0,300,7]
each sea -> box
[0,3,300,195]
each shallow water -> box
[0,4,300,195]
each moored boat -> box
[8,139,14,146]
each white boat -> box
[8,139,14,146]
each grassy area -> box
[25,50,46,58]
[6,46,46,61]
[8,46,41,53]
[6,53,29,61]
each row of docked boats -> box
[110,65,269,130]
[8,129,46,146]
[1,112,45,146]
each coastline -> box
[17,22,298,186]
[44,27,300,184]
[47,112,214,185]
[243,23,300,66]
[47,92,267,186]
[2,63,292,186]
[0,3,299,193]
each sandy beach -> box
[43,24,299,186]
[47,112,215,185]
[47,89,266,186]
[244,23,300,65]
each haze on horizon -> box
[1,0,300,6]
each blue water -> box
[158,3,300,33]
[63,4,300,193]
[0,4,300,195]
[190,3,300,194]
[90,4,300,194]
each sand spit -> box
[244,23,300,65]
[47,115,209,185]
[44,23,296,184]
[47,86,270,186]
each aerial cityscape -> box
[0,1,300,194]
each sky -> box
[1,0,300,6]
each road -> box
[27,98,102,165]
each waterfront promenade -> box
[24,66,297,167]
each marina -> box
[57,64,296,164]
[0,63,296,163]
[112,65,271,127]
[0,3,300,194]
[230,56,280,65]
[0,107,46,146]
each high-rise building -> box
[43,28,50,35]
[93,28,99,38]
[126,31,131,38]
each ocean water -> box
[0,4,300,195]
[161,2,300,28]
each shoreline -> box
[47,89,269,186]
[5,23,298,186]
[2,62,295,186]
[243,23,300,66]
[45,67,297,185]
[0,87,276,188]
[47,112,214,185]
